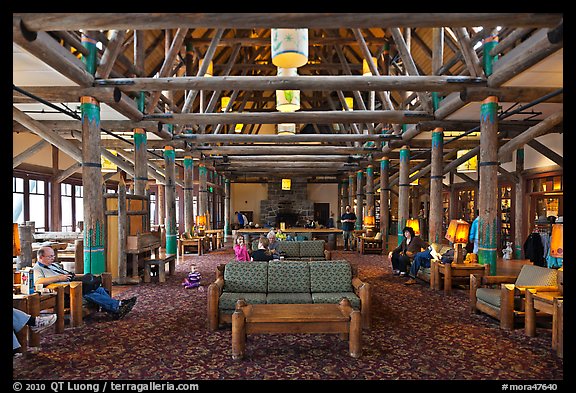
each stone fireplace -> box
[260,178,314,227]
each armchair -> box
[470,265,558,330]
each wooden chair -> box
[470,265,558,330]
[46,272,112,327]
[358,234,383,254]
[178,233,204,256]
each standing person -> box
[341,205,357,251]
[469,209,480,254]
[233,234,251,261]
[33,246,136,320]
[387,226,428,277]
[13,308,57,356]
[235,211,245,228]
[251,236,273,261]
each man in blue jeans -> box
[404,246,436,285]
[341,205,357,251]
[33,246,136,320]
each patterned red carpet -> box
[13,244,564,382]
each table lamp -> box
[445,219,470,264]
[406,218,420,236]
[364,215,376,237]
[196,215,207,236]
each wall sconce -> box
[362,57,377,76]
[277,123,296,135]
[234,123,243,133]
[282,178,291,190]
[221,96,230,111]
[457,149,478,173]
[344,96,354,111]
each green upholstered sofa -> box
[207,260,370,331]
[251,239,331,260]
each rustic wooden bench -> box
[143,254,176,283]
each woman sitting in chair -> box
[387,226,428,277]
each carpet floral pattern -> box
[13,245,563,381]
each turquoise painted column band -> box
[81,34,98,76]
[399,147,409,162]
[80,101,100,126]
[481,101,498,124]
[431,130,443,148]
[163,148,175,161]
[483,39,499,76]
[83,222,105,274]
[183,156,194,169]
[133,131,147,148]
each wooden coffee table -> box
[525,289,563,357]
[432,261,489,295]
[231,299,362,360]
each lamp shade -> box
[271,28,308,68]
[276,67,300,112]
[277,123,296,135]
[221,96,230,111]
[406,218,420,236]
[362,57,377,76]
[196,215,207,227]
[199,59,213,77]
[457,149,478,173]
[13,223,21,257]
[101,150,118,173]
[550,223,563,258]
[344,96,354,111]
[445,219,470,244]
[364,215,376,227]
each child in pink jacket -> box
[233,235,250,261]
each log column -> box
[224,178,231,236]
[183,155,195,234]
[199,163,208,217]
[355,170,364,230]
[380,157,390,242]
[428,128,444,244]
[398,146,410,244]
[163,146,177,256]
[348,173,356,214]
[340,178,349,229]
[133,128,148,196]
[80,96,105,274]
[514,148,524,259]
[365,164,375,217]
[478,96,500,275]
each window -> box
[61,183,73,231]
[75,185,84,231]
[29,179,47,231]
[13,177,25,224]
[149,193,156,226]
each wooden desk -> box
[231,299,361,360]
[13,288,65,352]
[525,289,563,357]
[433,261,489,295]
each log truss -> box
[13,13,563,182]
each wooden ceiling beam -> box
[15,13,562,31]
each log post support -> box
[163,146,177,256]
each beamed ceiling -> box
[12,13,564,182]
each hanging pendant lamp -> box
[276,67,300,112]
[271,28,308,68]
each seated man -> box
[404,245,441,285]
[33,246,136,320]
